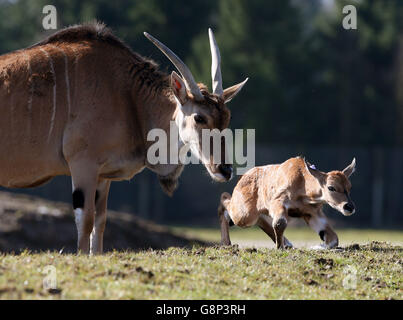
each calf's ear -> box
[303,158,326,185]
[342,158,356,178]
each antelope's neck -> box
[139,78,176,137]
[142,88,184,177]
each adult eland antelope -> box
[218,157,356,249]
[0,22,248,254]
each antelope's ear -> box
[304,158,326,185]
[170,71,187,104]
[223,78,248,103]
[342,158,356,178]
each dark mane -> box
[30,22,138,58]
[29,22,171,92]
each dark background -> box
[0,0,402,228]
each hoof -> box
[310,244,328,250]
[284,239,293,249]
[220,241,232,246]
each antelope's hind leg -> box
[70,161,99,254]
[218,192,233,246]
[257,214,293,249]
[90,179,111,255]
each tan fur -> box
[218,156,356,249]
[0,23,244,254]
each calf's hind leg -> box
[218,192,232,245]
[269,201,288,249]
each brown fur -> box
[218,157,356,249]
[0,22,243,254]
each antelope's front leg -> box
[90,179,111,255]
[70,161,99,254]
[305,212,339,249]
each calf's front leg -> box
[257,215,293,248]
[305,212,339,249]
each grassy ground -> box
[169,226,403,247]
[0,240,401,299]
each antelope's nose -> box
[343,203,355,213]
[218,164,233,181]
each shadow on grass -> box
[343,241,403,253]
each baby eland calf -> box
[218,156,356,249]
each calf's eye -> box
[328,186,336,192]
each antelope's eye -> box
[194,115,207,124]
[328,186,336,192]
